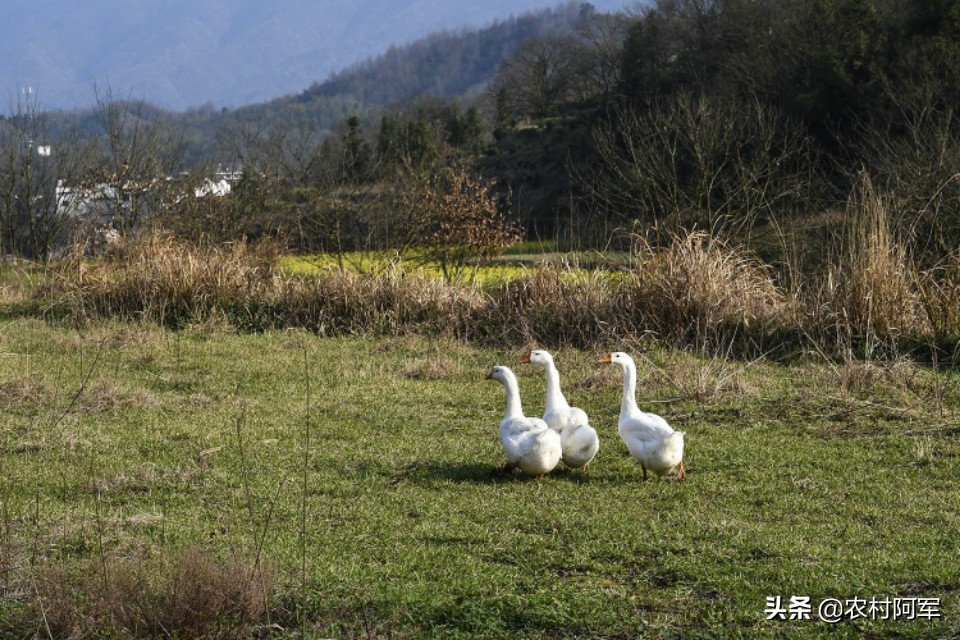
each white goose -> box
[598,352,686,481]
[520,349,599,470]
[486,365,562,477]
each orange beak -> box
[519,354,531,364]
[485,369,494,379]
[597,354,612,364]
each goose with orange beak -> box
[520,349,599,471]
[598,352,685,481]
[486,365,562,477]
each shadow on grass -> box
[392,459,602,485]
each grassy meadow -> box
[1,315,959,638]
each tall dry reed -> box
[814,174,931,346]
[917,251,960,338]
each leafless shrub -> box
[589,93,819,237]
[401,165,521,284]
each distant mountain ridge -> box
[2,0,629,112]
[302,5,587,106]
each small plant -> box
[913,434,936,466]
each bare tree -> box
[589,92,821,237]
[493,34,592,121]
[0,89,91,259]
[575,9,632,100]
[89,84,185,234]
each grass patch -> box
[1,318,958,638]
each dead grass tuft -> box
[283,267,484,338]
[45,231,283,329]
[832,358,919,395]
[24,547,274,639]
[0,376,57,409]
[917,251,960,337]
[403,357,462,380]
[625,231,793,346]
[570,365,622,392]
[658,351,760,403]
[816,174,930,344]
[490,267,618,348]
[78,381,157,413]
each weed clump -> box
[623,231,794,348]
[815,174,930,346]
[20,547,273,639]
[44,232,281,329]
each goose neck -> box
[543,361,569,411]
[502,375,524,420]
[620,361,640,417]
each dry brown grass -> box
[830,358,919,396]
[24,547,274,639]
[33,222,958,355]
[489,267,619,348]
[77,381,157,413]
[35,230,797,353]
[917,251,960,337]
[46,231,282,328]
[624,231,794,345]
[0,376,57,409]
[282,267,484,338]
[655,349,761,404]
[815,174,931,344]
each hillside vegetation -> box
[10,1,959,265]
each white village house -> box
[55,166,241,221]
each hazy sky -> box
[2,0,637,111]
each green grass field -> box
[1,317,959,638]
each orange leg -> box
[673,460,686,482]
